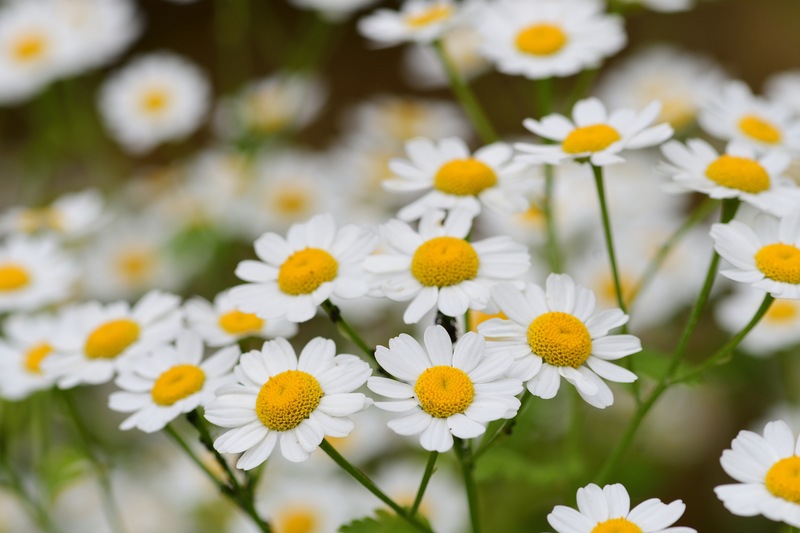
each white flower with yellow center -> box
[358,0,460,47]
[1,189,106,238]
[516,97,674,167]
[205,337,372,468]
[548,483,696,533]
[229,213,378,324]
[711,214,800,300]
[184,290,298,347]
[475,0,625,80]
[368,325,522,452]
[108,330,239,433]
[98,52,210,154]
[715,420,800,527]
[660,139,800,217]
[699,80,800,155]
[479,274,641,409]
[364,210,530,324]
[0,236,76,312]
[0,313,61,400]
[45,290,183,388]
[384,137,534,221]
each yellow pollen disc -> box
[517,204,544,226]
[12,33,46,62]
[755,243,800,285]
[84,319,141,360]
[140,88,170,114]
[527,312,592,368]
[0,263,30,292]
[405,4,452,28]
[600,273,636,308]
[739,114,782,144]
[766,455,800,504]
[256,370,323,431]
[515,23,568,56]
[277,248,339,295]
[433,158,498,196]
[591,517,643,533]
[218,309,265,335]
[562,124,622,154]
[274,189,310,215]
[116,250,155,283]
[277,508,318,533]
[468,309,507,334]
[705,155,771,194]
[24,343,53,374]
[151,365,206,406]
[18,207,62,233]
[765,300,798,323]
[411,237,479,287]
[415,366,474,418]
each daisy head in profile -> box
[478,273,641,409]
[515,97,673,167]
[204,337,372,469]
[368,325,522,452]
[358,0,461,47]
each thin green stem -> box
[567,388,583,474]
[566,68,599,112]
[434,40,499,144]
[591,164,626,314]
[321,300,375,362]
[454,438,481,533]
[164,425,222,486]
[474,391,532,460]
[0,452,61,533]
[536,78,554,116]
[411,451,439,517]
[543,164,563,273]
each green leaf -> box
[338,510,424,533]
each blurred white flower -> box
[0,236,77,312]
[0,189,106,239]
[359,0,462,47]
[0,312,61,400]
[403,24,489,88]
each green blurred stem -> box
[214,0,251,91]
[164,425,222,486]
[566,68,599,112]
[454,438,481,533]
[591,164,626,314]
[474,391,532,460]
[434,40,499,144]
[321,300,375,362]
[289,13,340,71]
[411,451,439,517]
[0,452,61,533]
[543,164,563,273]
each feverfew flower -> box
[230,213,378,324]
[98,52,210,154]
[548,483,696,533]
[476,0,625,80]
[205,337,372,468]
[716,286,800,356]
[358,0,460,46]
[364,210,530,324]
[0,236,76,312]
[0,313,61,400]
[368,326,522,452]
[384,137,533,221]
[1,189,106,238]
[516,97,673,167]
[109,330,239,433]
[479,274,641,408]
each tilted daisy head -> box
[479,273,641,409]
[0,236,77,312]
[358,0,460,47]
[515,97,674,167]
[711,214,800,299]
[548,483,696,533]
[229,213,379,324]
[368,325,522,452]
[364,209,530,324]
[384,137,534,221]
[108,330,239,433]
[0,312,61,400]
[204,337,372,469]
[715,420,800,527]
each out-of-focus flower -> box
[766,70,800,117]
[617,0,696,12]
[0,313,61,400]
[358,0,461,46]
[289,0,379,21]
[403,24,489,88]
[0,189,106,239]
[0,236,76,312]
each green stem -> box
[0,452,61,533]
[591,164,626,314]
[214,0,251,91]
[164,425,222,486]
[474,392,532,460]
[543,164,563,273]
[565,68,599,112]
[454,438,481,533]
[321,300,375,362]
[411,451,439,517]
[434,40,499,144]
[567,388,583,474]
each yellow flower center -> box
[0,263,30,292]
[277,508,318,533]
[599,273,636,308]
[24,343,53,374]
[766,455,800,504]
[659,98,696,130]
[256,370,323,431]
[218,309,265,335]
[12,33,46,62]
[468,309,507,334]
[151,365,206,406]
[405,4,452,28]
[527,312,592,368]
[274,188,310,216]
[116,249,155,283]
[516,204,544,226]
[562,124,622,154]
[738,114,782,144]
[515,23,568,56]
[433,158,498,196]
[411,237,479,287]
[591,518,643,533]
[140,88,170,115]
[765,300,798,323]
[277,248,339,295]
[755,243,800,285]
[414,366,474,419]
[704,155,771,194]
[84,319,141,360]
[18,207,63,233]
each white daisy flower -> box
[403,24,490,89]
[699,80,800,155]
[0,313,61,400]
[184,290,298,347]
[516,97,674,167]
[766,70,800,117]
[475,0,626,80]
[108,330,239,433]
[205,337,372,468]
[384,137,534,221]
[1,189,106,238]
[98,52,210,154]
[364,209,530,324]
[710,214,800,299]
[478,274,641,409]
[0,236,76,312]
[660,139,800,217]
[368,325,522,452]
[548,483,696,533]
[45,290,183,388]
[229,213,379,324]
[358,0,460,47]
[715,419,800,527]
